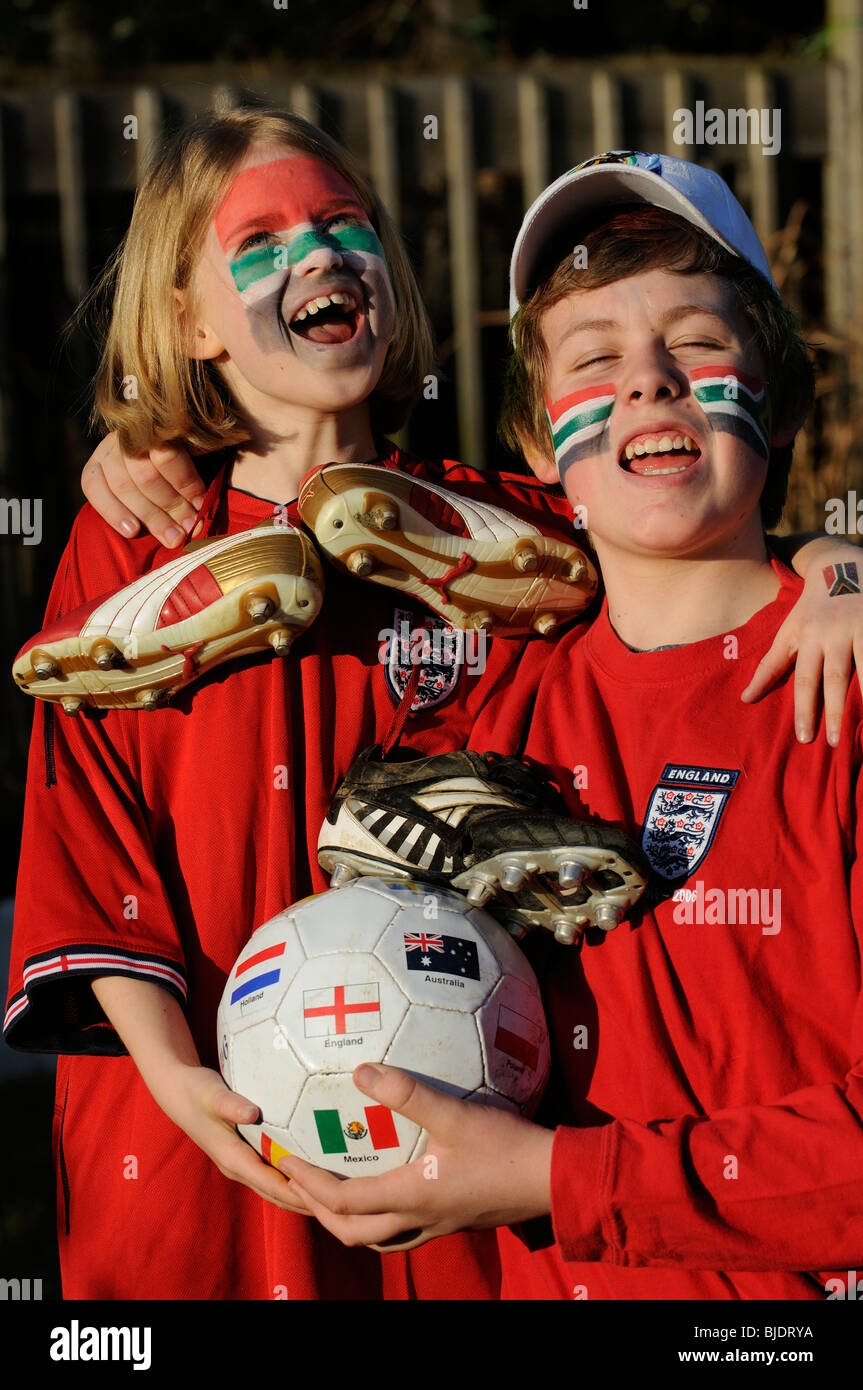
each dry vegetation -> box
[766,203,863,538]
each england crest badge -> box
[379,607,463,713]
[642,763,739,881]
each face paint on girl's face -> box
[686,365,770,461]
[546,383,616,485]
[211,153,395,362]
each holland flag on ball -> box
[230,941,286,1005]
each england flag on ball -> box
[302,982,382,1037]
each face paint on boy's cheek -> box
[686,365,770,461]
[546,384,616,485]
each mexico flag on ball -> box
[314,1104,400,1155]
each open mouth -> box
[289,290,362,345]
[619,431,702,476]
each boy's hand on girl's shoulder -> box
[158,1061,312,1215]
[277,1063,554,1252]
[741,540,863,746]
[81,432,206,549]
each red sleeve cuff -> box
[549,1122,616,1262]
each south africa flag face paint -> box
[688,366,769,460]
[546,384,616,483]
[228,221,385,297]
[213,154,395,356]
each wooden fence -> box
[2,53,863,475]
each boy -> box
[270,153,863,1302]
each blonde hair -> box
[87,108,435,454]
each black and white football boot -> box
[318,746,649,943]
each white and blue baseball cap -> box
[509,151,777,316]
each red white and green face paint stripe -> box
[228,223,385,297]
[688,366,769,460]
[214,154,392,311]
[546,384,616,481]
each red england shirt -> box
[5,444,573,1301]
[470,562,863,1300]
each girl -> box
[7,106,559,1300]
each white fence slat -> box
[132,87,164,184]
[54,91,88,301]
[591,71,623,153]
[444,77,484,470]
[744,68,779,244]
[518,74,551,207]
[366,82,400,221]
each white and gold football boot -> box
[298,462,597,636]
[12,520,323,713]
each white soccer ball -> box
[217,876,550,1176]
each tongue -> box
[301,320,355,345]
[626,449,698,475]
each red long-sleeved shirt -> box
[4,445,574,1301]
[469,563,863,1299]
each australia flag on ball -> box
[403,931,480,979]
[642,763,739,880]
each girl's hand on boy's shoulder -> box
[741,538,863,745]
[81,432,206,548]
[277,1063,553,1252]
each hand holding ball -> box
[217,877,549,1175]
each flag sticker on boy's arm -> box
[688,366,770,460]
[546,384,616,481]
[823,561,860,597]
